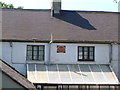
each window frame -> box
[78,46,95,61]
[26,45,45,61]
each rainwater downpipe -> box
[47,34,53,65]
[48,43,52,65]
[109,44,112,64]
[10,42,13,63]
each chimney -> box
[51,0,61,15]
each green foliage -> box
[0,1,23,9]
[113,0,119,3]
[17,6,24,9]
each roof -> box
[0,59,37,89]
[27,64,119,85]
[1,9,119,43]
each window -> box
[26,45,45,61]
[78,46,94,61]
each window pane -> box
[27,51,32,56]
[39,46,44,50]
[39,51,44,55]
[27,56,32,60]
[90,47,94,51]
[39,56,44,60]
[79,47,82,51]
[84,47,88,59]
[90,52,93,56]
[84,47,88,51]
[33,51,37,55]
[33,46,38,50]
[79,56,82,59]
[90,56,94,60]
[78,47,83,60]
[84,55,88,59]
[79,52,82,55]
[33,55,38,60]
[27,46,32,50]
[84,52,88,56]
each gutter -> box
[1,39,119,44]
[9,42,14,64]
[47,34,53,65]
[47,43,51,65]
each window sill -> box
[78,60,95,62]
[26,60,45,64]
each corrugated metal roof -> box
[27,64,119,84]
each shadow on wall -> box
[53,11,97,30]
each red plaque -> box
[57,46,66,53]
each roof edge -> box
[1,8,119,14]
[34,83,120,86]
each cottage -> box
[0,0,120,89]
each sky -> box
[0,0,119,12]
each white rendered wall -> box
[110,44,120,80]
[2,42,49,75]
[50,43,110,64]
[2,42,12,65]
[2,42,111,75]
